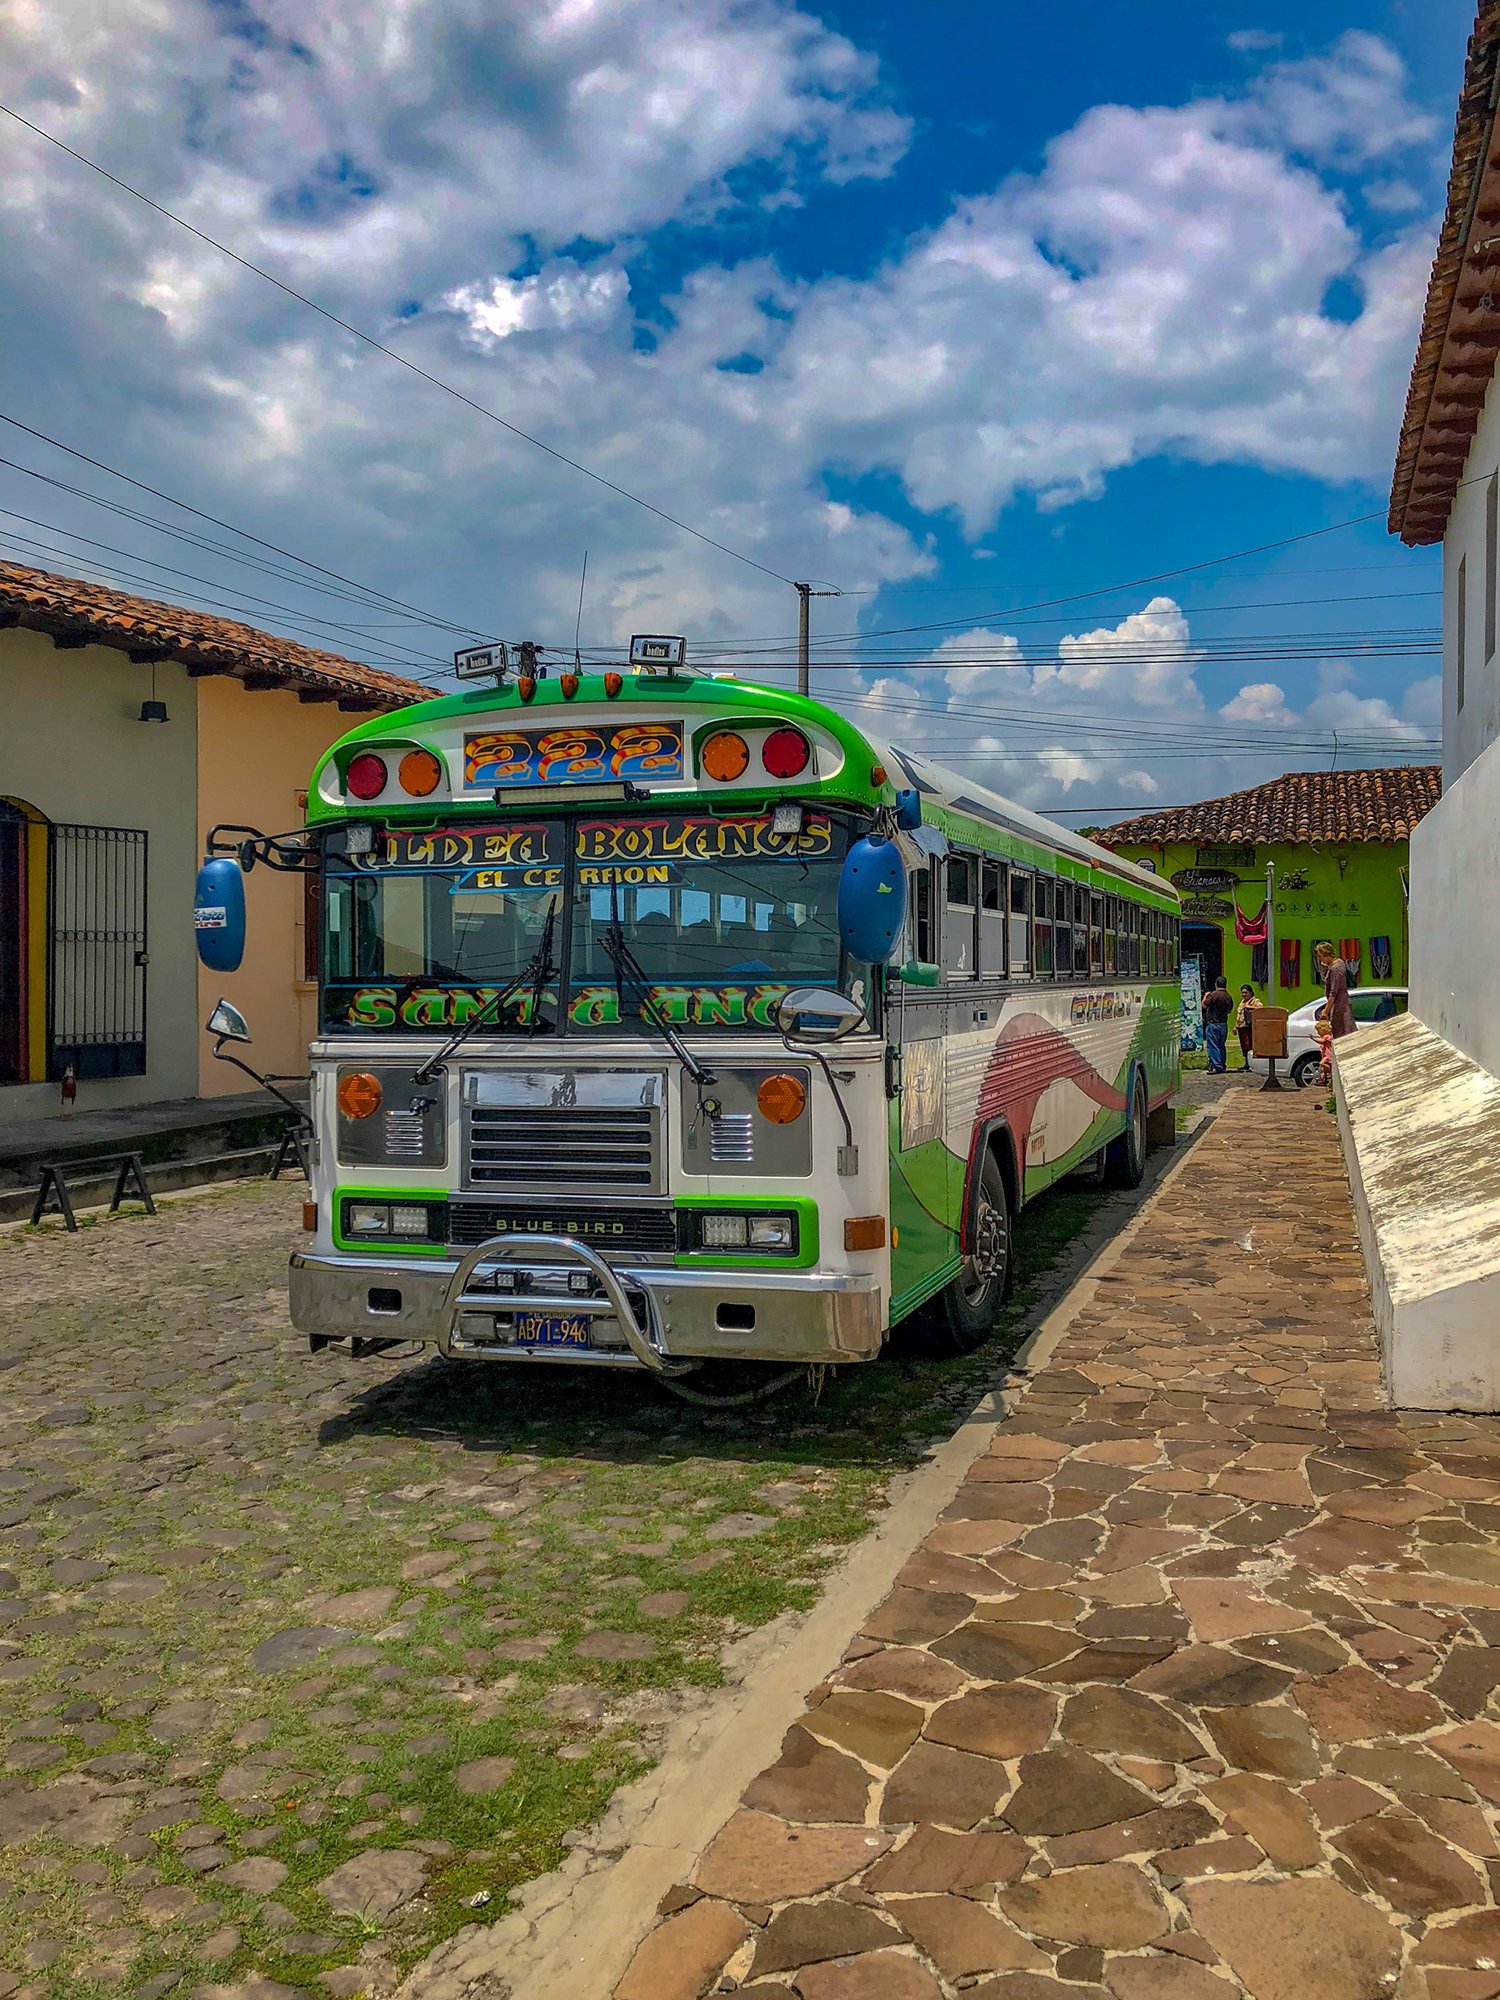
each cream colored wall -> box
[195,677,355,1096]
[0,628,199,1121]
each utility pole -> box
[794,581,841,698]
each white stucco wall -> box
[1410,732,1500,1078]
[0,628,200,1121]
[1442,370,1500,787]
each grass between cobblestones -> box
[0,1175,1106,1998]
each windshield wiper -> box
[412,896,558,1085]
[600,909,715,1089]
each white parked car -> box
[1246,986,1409,1089]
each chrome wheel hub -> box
[962,1192,1007,1301]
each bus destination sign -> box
[463,721,685,790]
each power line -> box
[0,519,448,673]
[0,103,798,589]
[0,531,444,678]
[0,412,485,640]
[0,450,474,637]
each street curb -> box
[417,1130,1206,2000]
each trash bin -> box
[1251,1006,1288,1059]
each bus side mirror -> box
[838,833,906,965]
[776,988,868,1041]
[195,855,246,972]
[206,999,252,1044]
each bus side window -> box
[1090,892,1104,976]
[980,858,1007,976]
[1104,895,1117,975]
[1074,887,1090,976]
[1034,876,1054,978]
[914,865,933,962]
[943,854,979,978]
[1054,880,1071,980]
[1009,870,1032,977]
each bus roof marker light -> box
[838,832,906,964]
[517,676,537,702]
[603,672,623,697]
[762,727,810,779]
[701,730,749,782]
[346,752,388,801]
[560,673,580,699]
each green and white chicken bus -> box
[195,651,1179,1388]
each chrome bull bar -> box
[440,1232,693,1375]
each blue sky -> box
[0,0,1474,814]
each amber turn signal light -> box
[302,1201,317,1233]
[398,749,442,797]
[756,1072,806,1124]
[844,1216,887,1252]
[337,1071,382,1120]
[701,729,750,782]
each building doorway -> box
[1182,922,1224,988]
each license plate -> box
[514,1313,592,1348]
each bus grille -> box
[448,1201,677,1257]
[465,1104,658,1192]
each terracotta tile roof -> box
[1390,1,1500,546]
[0,559,430,711]
[1097,766,1442,850]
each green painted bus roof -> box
[310,670,1176,908]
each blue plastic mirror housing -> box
[895,788,922,831]
[838,833,907,964]
[194,855,246,972]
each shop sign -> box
[1181,895,1233,918]
[1171,868,1238,892]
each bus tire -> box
[1105,1069,1148,1189]
[939,1149,1012,1353]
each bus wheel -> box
[940,1151,1012,1353]
[1105,1070,1148,1189]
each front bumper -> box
[288,1245,884,1368]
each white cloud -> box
[841,597,1433,815]
[0,3,1442,792]
[1228,29,1283,54]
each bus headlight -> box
[341,1199,442,1244]
[695,1211,797,1252]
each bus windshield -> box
[320,809,860,1035]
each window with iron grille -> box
[48,822,148,1080]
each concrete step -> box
[4,1140,306,1225]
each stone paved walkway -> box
[613,1090,1500,2000]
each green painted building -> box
[1098,767,1440,1007]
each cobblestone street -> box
[0,1174,1111,2000]
[616,1089,1500,2000]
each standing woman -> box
[1234,983,1261,1071]
[1314,941,1357,1042]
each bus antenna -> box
[574,548,588,674]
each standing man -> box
[1314,941,1357,1042]
[1201,976,1233,1075]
